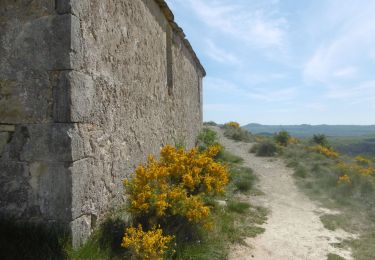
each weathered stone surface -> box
[0,11,72,124]
[27,161,71,221]
[0,132,9,156]
[0,0,204,248]
[0,0,55,21]
[4,124,84,162]
[56,0,72,14]
[54,71,96,123]
[0,161,29,218]
[70,214,92,248]
[0,124,15,132]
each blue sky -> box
[166,0,375,125]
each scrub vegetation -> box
[246,128,375,259]
[282,135,375,260]
[0,127,266,260]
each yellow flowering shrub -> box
[355,165,375,176]
[337,161,352,174]
[338,174,351,184]
[225,121,240,128]
[288,137,300,145]
[122,225,173,260]
[122,144,229,258]
[309,145,339,158]
[255,136,266,143]
[337,160,375,178]
[124,145,228,220]
[355,155,372,166]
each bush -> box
[197,128,219,151]
[249,144,259,154]
[294,165,307,178]
[217,149,244,164]
[203,121,217,126]
[311,134,329,147]
[122,145,229,259]
[274,130,291,146]
[256,141,278,157]
[224,121,240,128]
[230,166,256,193]
[227,201,251,214]
[122,225,173,260]
[309,145,339,158]
[223,126,253,142]
[355,155,372,166]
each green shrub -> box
[230,166,256,193]
[256,141,277,157]
[327,253,345,260]
[217,149,244,164]
[234,179,252,192]
[203,121,217,126]
[197,127,219,150]
[284,141,375,259]
[227,201,251,214]
[274,130,290,146]
[249,144,259,154]
[294,166,307,178]
[223,125,253,142]
[311,134,330,147]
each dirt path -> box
[213,127,355,260]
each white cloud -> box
[326,80,375,101]
[304,103,327,112]
[333,67,357,78]
[302,1,375,116]
[204,77,240,93]
[246,87,297,102]
[239,72,287,85]
[204,39,240,64]
[303,1,375,84]
[181,0,287,50]
[204,77,297,103]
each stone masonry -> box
[0,0,205,247]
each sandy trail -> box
[212,127,355,260]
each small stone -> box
[216,200,227,207]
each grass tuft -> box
[327,253,345,260]
[227,201,251,214]
[255,141,278,157]
[217,149,244,164]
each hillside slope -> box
[212,127,355,259]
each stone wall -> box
[0,0,205,246]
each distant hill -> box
[243,123,375,137]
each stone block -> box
[27,161,71,221]
[70,214,92,248]
[0,13,74,124]
[0,77,52,124]
[56,0,72,14]
[7,124,84,162]
[0,161,29,218]
[54,71,96,123]
[1,15,71,75]
[70,158,94,219]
